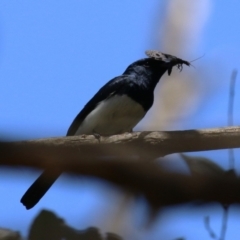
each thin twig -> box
[204,216,216,239]
[213,70,238,240]
[219,206,229,240]
[218,70,238,240]
[228,70,237,169]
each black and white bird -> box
[21,50,190,209]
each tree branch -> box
[1,126,240,163]
[1,126,240,207]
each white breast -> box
[75,95,146,136]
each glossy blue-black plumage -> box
[67,58,178,136]
[21,53,189,209]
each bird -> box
[20,50,190,209]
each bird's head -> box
[124,50,190,83]
[145,50,190,76]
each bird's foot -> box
[93,132,101,143]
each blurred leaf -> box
[180,153,225,176]
[28,209,123,240]
[0,228,22,240]
[106,233,122,240]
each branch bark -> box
[1,126,240,163]
[1,126,240,207]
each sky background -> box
[1,1,240,239]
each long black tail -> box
[21,170,61,210]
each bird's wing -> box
[67,75,135,136]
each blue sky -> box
[1,1,240,239]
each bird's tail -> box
[20,170,61,210]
